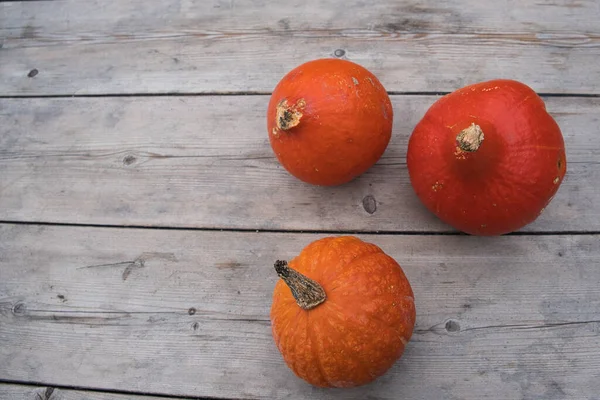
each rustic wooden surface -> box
[2,0,600,94]
[1,226,600,400]
[1,0,600,399]
[0,384,170,400]
[0,95,598,232]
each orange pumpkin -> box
[407,79,567,235]
[267,58,393,186]
[270,236,416,388]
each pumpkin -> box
[407,79,567,236]
[267,58,393,186]
[270,236,415,388]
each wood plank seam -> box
[0,380,226,400]
[1,92,600,99]
[1,219,600,236]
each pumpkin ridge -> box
[327,250,384,290]
[307,313,330,386]
[503,88,542,117]
[278,307,305,358]
[316,306,377,383]
[325,302,397,380]
[491,169,547,203]
[274,289,304,335]
[271,282,298,329]
[352,300,410,339]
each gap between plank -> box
[0,92,599,99]
[0,379,226,400]
[0,220,598,236]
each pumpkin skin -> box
[267,58,393,186]
[270,236,415,388]
[407,79,567,236]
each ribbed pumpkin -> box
[407,79,567,235]
[270,236,416,388]
[267,58,393,186]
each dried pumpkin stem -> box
[456,123,485,152]
[275,99,305,131]
[274,260,326,310]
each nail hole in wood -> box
[362,195,377,214]
[123,155,136,165]
[12,302,26,315]
[445,319,460,333]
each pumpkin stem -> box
[456,123,484,152]
[274,260,326,310]
[275,99,306,131]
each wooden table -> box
[1,1,599,399]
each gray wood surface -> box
[1,224,599,400]
[5,0,599,35]
[2,0,600,94]
[2,0,600,399]
[0,384,172,400]
[1,95,598,232]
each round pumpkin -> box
[267,58,393,186]
[407,79,567,236]
[270,236,415,388]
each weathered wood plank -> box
[4,0,599,37]
[1,1,599,94]
[1,224,599,399]
[0,95,598,232]
[0,384,173,400]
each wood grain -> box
[0,95,598,232]
[4,0,600,37]
[1,224,599,399]
[0,384,174,400]
[1,1,599,94]
[2,2,599,400]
